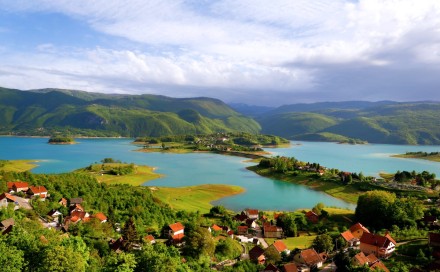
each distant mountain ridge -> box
[254,101,440,145]
[0,87,261,137]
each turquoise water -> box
[2,137,439,211]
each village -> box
[2,178,439,272]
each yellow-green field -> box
[76,164,163,186]
[151,184,245,214]
[0,160,39,172]
[392,153,440,162]
[265,235,317,249]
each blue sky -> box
[1,0,440,106]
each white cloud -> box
[1,0,440,104]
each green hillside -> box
[0,87,260,137]
[258,102,440,144]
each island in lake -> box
[48,136,76,144]
[392,151,440,162]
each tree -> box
[184,227,215,258]
[40,245,87,272]
[122,217,138,250]
[135,243,189,272]
[334,250,351,272]
[312,234,334,253]
[355,191,396,230]
[0,239,25,272]
[264,245,281,264]
[276,213,297,237]
[104,252,137,272]
[215,238,240,260]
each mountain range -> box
[1,87,440,144]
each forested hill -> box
[0,87,261,137]
[254,101,440,145]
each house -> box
[70,203,85,213]
[0,193,17,208]
[270,240,290,255]
[7,181,29,193]
[227,230,234,238]
[70,197,83,206]
[352,252,389,272]
[246,218,258,228]
[359,232,396,258]
[429,232,440,248]
[249,245,265,264]
[0,218,15,235]
[305,211,319,224]
[261,263,280,272]
[234,212,249,222]
[27,186,48,199]
[211,224,223,232]
[58,197,68,207]
[341,230,359,247]
[237,225,249,235]
[165,222,185,244]
[47,209,62,219]
[70,210,90,223]
[144,234,156,244]
[282,263,298,272]
[349,222,370,239]
[109,237,125,253]
[245,209,259,220]
[263,225,283,238]
[93,212,108,223]
[294,248,324,268]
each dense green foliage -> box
[48,135,75,143]
[257,101,440,144]
[0,87,260,137]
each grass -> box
[248,166,362,204]
[76,163,163,186]
[392,153,440,162]
[151,184,245,214]
[0,160,39,172]
[265,235,317,249]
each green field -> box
[0,160,39,172]
[265,235,317,249]
[76,163,163,186]
[151,184,245,213]
[392,153,440,162]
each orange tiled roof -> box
[300,248,322,266]
[283,263,298,272]
[360,232,395,248]
[0,193,16,202]
[349,222,370,234]
[169,222,184,232]
[341,230,356,241]
[94,212,107,222]
[370,261,389,272]
[145,234,155,242]
[29,186,47,194]
[353,252,370,265]
[211,224,222,231]
[273,240,288,253]
[172,233,184,242]
[7,181,29,190]
[246,209,259,215]
[264,225,282,232]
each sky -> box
[1,0,440,106]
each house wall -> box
[0,198,7,208]
[264,231,282,238]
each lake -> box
[1,137,439,211]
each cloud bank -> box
[1,0,440,105]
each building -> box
[249,245,265,264]
[263,225,283,238]
[360,232,396,258]
[341,230,359,247]
[352,252,389,272]
[0,193,16,208]
[270,240,290,255]
[294,248,324,269]
[144,234,156,244]
[7,181,29,193]
[27,186,48,199]
[349,222,370,239]
[245,209,259,220]
[165,222,185,245]
[93,212,108,223]
[305,211,319,224]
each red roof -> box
[283,263,298,272]
[145,234,155,242]
[172,233,184,242]
[264,225,282,233]
[94,212,107,222]
[246,209,259,216]
[263,264,279,272]
[29,186,47,194]
[0,193,16,202]
[349,222,370,234]
[70,204,84,212]
[211,224,222,232]
[169,222,184,232]
[370,261,389,272]
[300,248,322,266]
[7,181,29,190]
[273,240,288,253]
[341,230,356,242]
[71,211,89,221]
[360,232,395,248]
[353,252,370,265]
